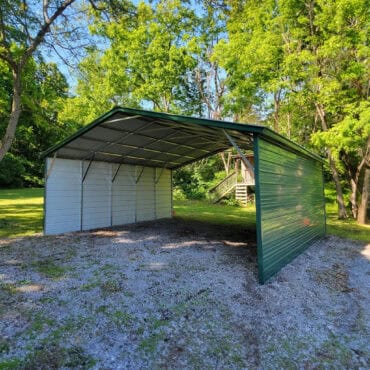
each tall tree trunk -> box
[357,167,369,225]
[287,110,291,139]
[315,103,348,219]
[273,90,281,133]
[328,150,348,219]
[0,69,21,161]
[344,146,368,220]
[350,178,358,218]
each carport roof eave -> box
[259,129,325,163]
[41,106,263,159]
[42,106,325,164]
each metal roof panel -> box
[43,107,324,165]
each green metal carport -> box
[43,107,326,283]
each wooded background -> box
[0,0,368,223]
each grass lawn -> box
[174,200,256,230]
[0,188,369,241]
[325,202,370,241]
[0,188,43,238]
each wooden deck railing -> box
[209,172,237,203]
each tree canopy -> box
[0,0,369,223]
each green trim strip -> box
[42,106,324,163]
[322,163,327,235]
[253,135,265,283]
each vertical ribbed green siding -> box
[255,137,326,283]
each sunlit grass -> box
[0,188,43,238]
[173,200,256,230]
[0,188,368,242]
[325,203,370,242]
[174,200,369,242]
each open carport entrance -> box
[43,107,326,283]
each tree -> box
[58,50,141,126]
[302,0,370,222]
[214,0,288,131]
[0,53,71,186]
[216,0,369,221]
[312,102,370,223]
[0,0,133,162]
[96,0,199,113]
[0,0,80,161]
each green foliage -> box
[0,57,73,187]
[214,0,370,220]
[0,153,25,187]
[173,155,224,200]
[220,197,242,207]
[173,187,187,201]
[0,0,368,223]
[61,0,201,127]
[312,101,370,172]
[173,167,205,199]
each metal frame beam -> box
[76,135,197,161]
[135,166,145,184]
[45,152,57,181]
[99,123,211,154]
[61,146,181,167]
[81,119,156,161]
[82,156,94,183]
[103,115,142,125]
[223,130,254,175]
[155,166,166,184]
[111,163,122,183]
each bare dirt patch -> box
[0,218,369,368]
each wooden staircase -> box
[235,184,248,205]
[209,172,237,203]
[209,172,254,204]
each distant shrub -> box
[0,153,25,188]
[173,188,187,200]
[221,197,242,207]
[173,167,206,200]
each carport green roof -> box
[43,106,323,168]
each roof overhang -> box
[43,107,324,168]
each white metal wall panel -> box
[45,159,172,235]
[155,169,172,218]
[82,161,111,230]
[136,167,156,222]
[44,158,81,234]
[112,164,136,225]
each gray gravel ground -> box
[0,218,369,369]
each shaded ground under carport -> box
[0,218,368,368]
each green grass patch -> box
[173,200,256,230]
[138,331,166,353]
[173,200,369,242]
[0,188,43,238]
[0,358,23,370]
[0,188,368,242]
[23,344,96,369]
[32,259,68,279]
[0,282,18,295]
[326,203,370,242]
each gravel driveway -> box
[0,218,369,369]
